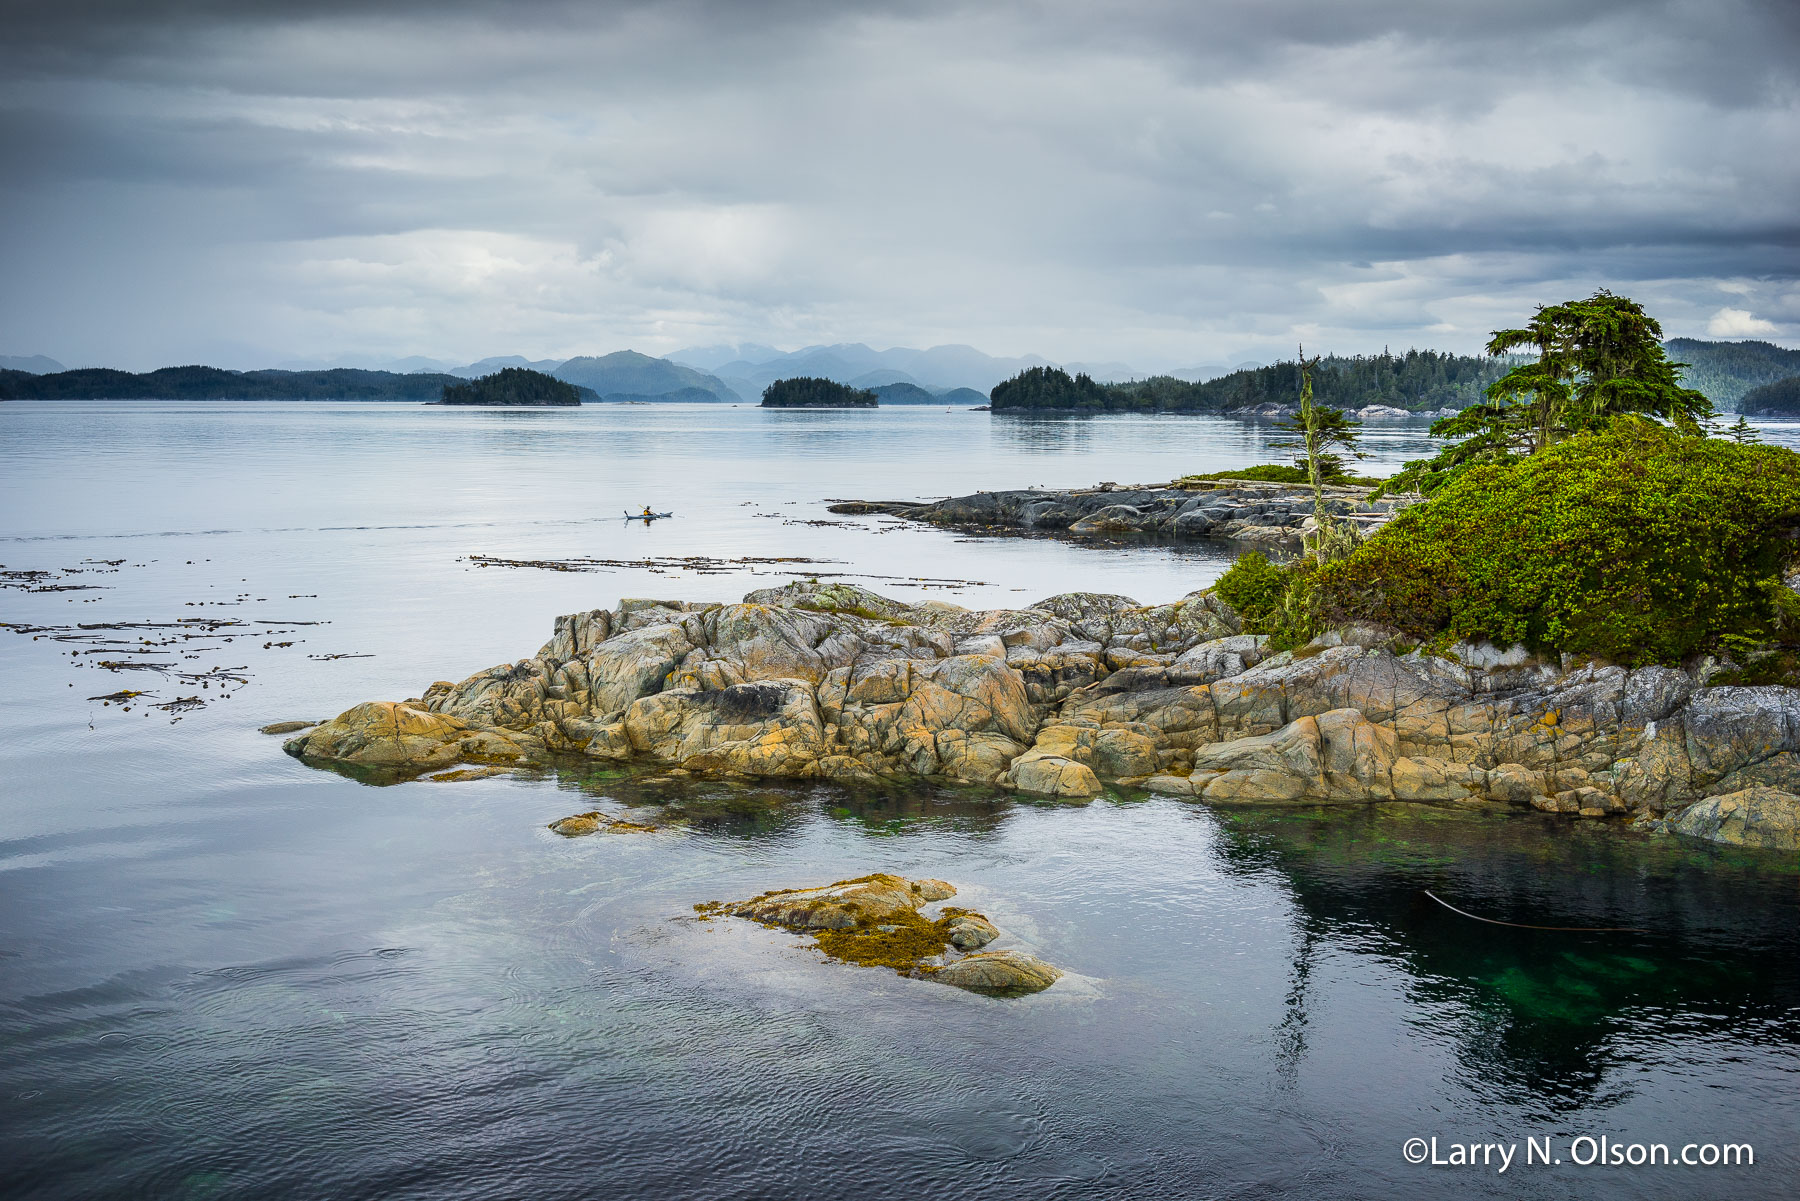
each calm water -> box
[3,402,1799,1200]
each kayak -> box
[624,511,674,521]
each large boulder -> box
[624,679,827,778]
[933,950,1063,996]
[283,701,524,771]
[1005,751,1103,798]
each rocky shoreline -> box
[829,480,1409,543]
[284,581,1800,851]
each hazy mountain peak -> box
[0,354,67,374]
[555,350,740,401]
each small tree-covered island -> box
[760,376,879,407]
[286,292,1800,854]
[437,366,583,406]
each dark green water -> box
[3,402,1798,1199]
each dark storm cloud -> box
[1,0,1795,369]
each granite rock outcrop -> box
[829,480,1409,544]
[285,582,1800,849]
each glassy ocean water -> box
[3,401,1798,1200]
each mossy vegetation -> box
[1311,424,1800,665]
[796,601,915,626]
[813,908,961,974]
[1220,424,1800,666]
[1200,295,1800,668]
[1180,463,1382,487]
[789,583,918,625]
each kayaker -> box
[641,506,653,518]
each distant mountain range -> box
[2,343,1249,399]
[1,354,67,373]
[8,337,1789,408]
[552,351,740,403]
[666,342,1148,397]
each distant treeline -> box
[1666,339,1800,409]
[990,350,1511,414]
[1741,376,1800,416]
[0,365,461,401]
[439,367,581,406]
[761,377,878,407]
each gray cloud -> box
[2,0,1796,370]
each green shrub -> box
[1213,552,1319,650]
[1214,552,1288,624]
[1311,423,1800,665]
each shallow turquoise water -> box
[2,402,1798,1199]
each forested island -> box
[1728,376,1800,417]
[760,377,878,407]
[438,367,583,406]
[1742,376,1800,415]
[989,350,1510,415]
[0,364,463,401]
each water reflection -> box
[550,762,1016,839]
[1206,803,1800,1110]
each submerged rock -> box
[1660,787,1800,851]
[548,810,658,836]
[427,765,514,783]
[282,583,1800,850]
[259,720,319,735]
[707,874,1059,997]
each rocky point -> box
[283,581,1800,850]
[829,479,1409,544]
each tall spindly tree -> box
[1386,291,1714,494]
[1273,347,1366,563]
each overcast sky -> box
[2,0,1796,371]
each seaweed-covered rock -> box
[547,810,658,836]
[707,875,1060,997]
[724,873,943,931]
